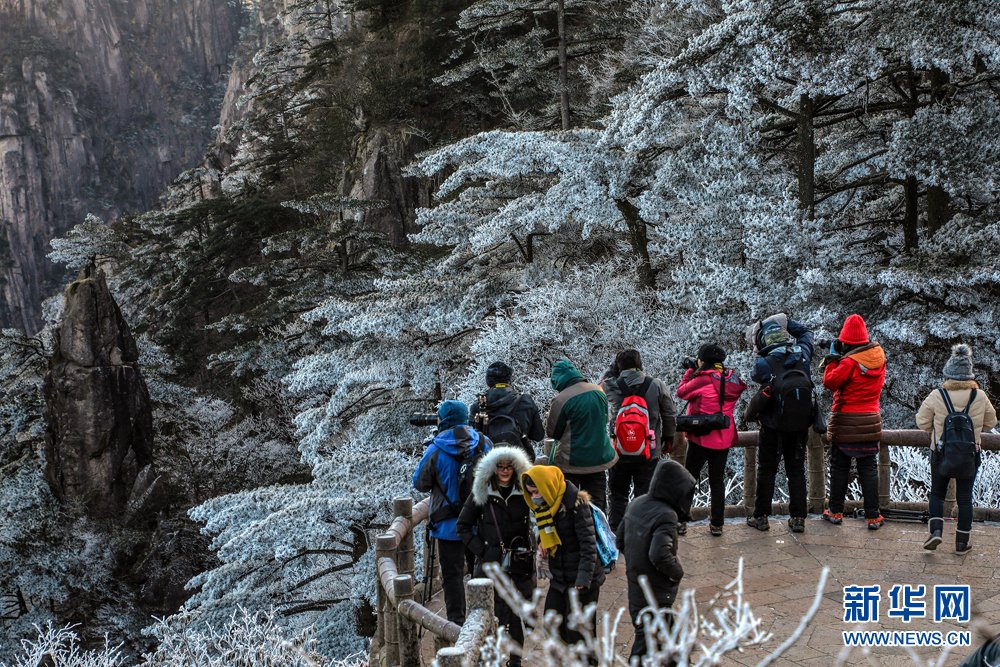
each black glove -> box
[822,353,843,367]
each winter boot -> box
[867,515,884,531]
[956,542,972,555]
[710,524,723,536]
[677,522,687,536]
[747,515,769,531]
[923,530,942,551]
[788,517,805,533]
[822,510,843,525]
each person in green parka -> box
[546,359,617,513]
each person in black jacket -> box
[616,459,696,659]
[456,446,535,667]
[469,361,545,462]
[521,465,605,648]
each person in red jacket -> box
[820,314,886,530]
[676,344,747,536]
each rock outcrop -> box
[43,264,154,515]
[0,0,243,332]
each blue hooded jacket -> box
[414,401,490,540]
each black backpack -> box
[485,403,524,448]
[765,356,814,432]
[430,438,487,524]
[935,389,979,479]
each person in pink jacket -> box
[676,344,747,536]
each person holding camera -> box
[547,359,617,514]
[456,446,535,666]
[821,314,886,530]
[468,361,545,463]
[676,344,747,536]
[746,314,814,533]
[601,349,677,533]
[616,459,696,659]
[916,344,997,554]
[522,464,605,649]
[413,400,491,625]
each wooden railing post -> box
[394,575,419,667]
[806,429,825,514]
[670,432,687,467]
[743,444,757,517]
[395,497,415,579]
[377,534,399,666]
[878,445,891,510]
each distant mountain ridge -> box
[0,0,244,332]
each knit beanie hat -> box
[759,321,792,349]
[698,343,727,364]
[486,361,513,387]
[437,400,469,431]
[615,349,643,371]
[943,344,975,381]
[839,314,869,345]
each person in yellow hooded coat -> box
[522,465,605,648]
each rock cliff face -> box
[43,263,154,515]
[0,0,243,332]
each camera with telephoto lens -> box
[409,412,439,427]
[680,356,699,371]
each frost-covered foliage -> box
[0,611,367,667]
[33,0,1000,662]
[481,559,823,667]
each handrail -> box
[371,497,492,667]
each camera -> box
[473,394,489,431]
[409,412,439,427]
[816,338,844,355]
[680,356,699,371]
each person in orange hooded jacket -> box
[820,314,886,530]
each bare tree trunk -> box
[797,94,815,219]
[557,0,570,130]
[614,198,656,289]
[903,175,919,252]
[926,185,950,236]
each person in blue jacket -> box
[413,400,490,624]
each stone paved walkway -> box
[422,516,1000,666]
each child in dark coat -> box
[616,459,696,659]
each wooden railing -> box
[371,497,496,667]
[672,429,1000,521]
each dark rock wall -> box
[0,0,243,333]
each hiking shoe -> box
[710,524,723,536]
[867,516,885,531]
[956,542,972,555]
[677,522,687,536]
[923,531,942,551]
[747,515,769,531]
[788,517,805,533]
[822,510,843,525]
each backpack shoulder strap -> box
[764,355,782,380]
[939,388,957,414]
[617,376,650,399]
[962,389,977,415]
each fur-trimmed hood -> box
[943,380,978,391]
[471,446,532,505]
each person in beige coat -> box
[916,344,998,554]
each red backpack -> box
[612,377,654,459]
